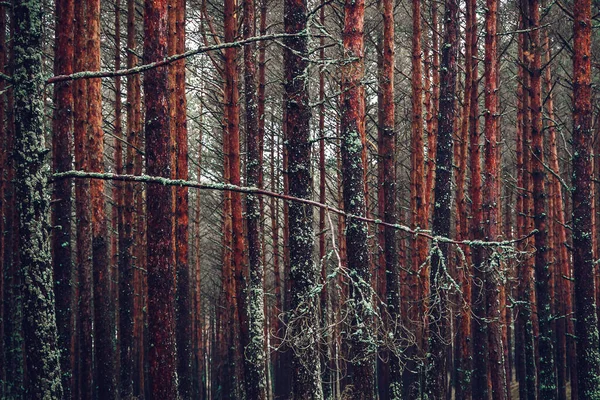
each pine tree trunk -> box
[283,0,323,397]
[52,0,75,397]
[143,0,178,397]
[73,1,94,397]
[86,0,117,396]
[341,0,376,397]
[243,0,268,397]
[407,0,427,393]
[483,1,508,397]
[454,0,473,396]
[14,0,64,397]
[380,0,400,396]
[571,0,600,396]
[174,1,192,397]
[426,0,458,395]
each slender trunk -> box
[426,0,458,395]
[425,1,439,216]
[0,7,6,396]
[379,0,399,396]
[455,0,473,396]
[572,0,600,396]
[86,0,117,396]
[174,1,192,397]
[120,0,141,396]
[52,0,75,397]
[243,0,268,397]
[483,1,507,398]
[14,0,64,397]
[74,1,94,397]
[407,0,427,393]
[143,0,178,397]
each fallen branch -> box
[52,170,537,247]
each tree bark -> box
[174,1,192,397]
[571,0,600,396]
[14,0,64,397]
[243,0,268,397]
[143,0,178,397]
[341,0,376,397]
[483,0,508,397]
[426,0,458,395]
[283,0,323,397]
[52,0,75,396]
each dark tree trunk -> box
[143,0,178,397]
[426,0,458,396]
[119,0,141,396]
[86,0,117,396]
[341,0,376,397]
[13,0,64,397]
[51,0,75,397]
[379,0,400,396]
[243,0,268,397]
[283,0,323,397]
[571,0,600,396]
[527,0,558,397]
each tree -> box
[243,0,268,397]
[143,0,178,397]
[571,0,600,396]
[13,0,63,397]
[482,0,508,397]
[340,0,376,397]
[426,0,458,395]
[283,0,323,397]
[51,0,75,396]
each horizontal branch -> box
[46,32,298,84]
[51,170,536,247]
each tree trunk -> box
[86,0,117,396]
[426,0,458,395]
[174,1,192,397]
[341,0,376,397]
[379,0,400,396]
[143,0,178,397]
[407,0,427,393]
[73,1,94,397]
[571,0,600,396]
[483,0,508,397]
[14,0,64,397]
[52,0,75,397]
[283,0,323,397]
[243,0,268,397]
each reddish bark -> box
[571,0,600,396]
[340,0,376,396]
[454,0,473,396]
[174,0,192,396]
[143,0,178,397]
[378,0,400,396]
[425,1,439,215]
[468,0,487,394]
[52,0,75,396]
[407,0,427,393]
[483,0,508,397]
[73,1,94,397]
[86,0,117,396]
